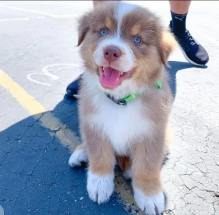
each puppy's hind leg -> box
[69,143,88,167]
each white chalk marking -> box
[0,19,10,22]
[27,73,52,86]
[52,14,80,18]
[10,18,29,21]
[0,4,59,17]
[0,15,79,22]
[0,4,80,19]
[27,63,81,86]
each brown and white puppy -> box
[69,2,176,214]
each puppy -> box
[69,2,176,214]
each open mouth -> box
[99,66,131,88]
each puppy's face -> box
[78,2,175,96]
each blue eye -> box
[133,37,141,44]
[100,29,107,36]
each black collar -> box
[105,93,138,106]
[105,79,162,106]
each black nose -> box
[104,46,122,62]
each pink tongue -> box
[100,67,120,88]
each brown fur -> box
[131,140,163,195]
[160,29,178,66]
[130,72,172,195]
[82,124,115,175]
[130,23,141,36]
[120,8,175,91]
[75,1,175,200]
[77,4,175,86]
[78,6,118,74]
[118,156,131,171]
[79,79,97,116]
[105,16,113,29]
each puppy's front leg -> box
[131,139,165,215]
[69,144,88,167]
[83,124,115,204]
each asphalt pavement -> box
[0,1,219,215]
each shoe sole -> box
[73,94,80,99]
[66,90,80,99]
[179,46,207,67]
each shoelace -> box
[175,30,198,51]
[185,30,197,46]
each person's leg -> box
[170,1,190,36]
[66,75,82,98]
[93,1,103,7]
[170,1,191,14]
[169,1,209,66]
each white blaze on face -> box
[93,2,137,73]
[115,2,137,35]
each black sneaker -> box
[169,21,209,66]
[66,75,82,99]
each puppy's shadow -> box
[166,61,207,100]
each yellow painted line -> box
[0,69,81,152]
[0,70,45,115]
[0,69,167,215]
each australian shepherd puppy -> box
[69,1,176,214]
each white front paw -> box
[134,187,165,215]
[87,170,114,204]
[69,149,88,167]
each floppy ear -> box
[77,14,90,46]
[160,28,177,66]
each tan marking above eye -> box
[131,24,141,36]
[105,16,113,29]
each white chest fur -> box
[83,73,151,156]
